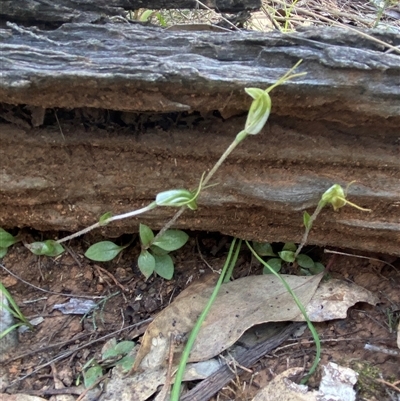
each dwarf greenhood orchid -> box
[242,60,306,137]
[155,173,210,210]
[320,182,371,212]
[244,88,271,135]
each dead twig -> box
[3,318,152,388]
[0,262,105,299]
[157,333,176,401]
[93,264,127,293]
[324,249,399,273]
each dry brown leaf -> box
[101,364,167,401]
[293,279,379,322]
[134,273,323,370]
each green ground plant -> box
[136,224,189,279]
[128,9,167,26]
[0,228,19,258]
[253,241,325,275]
[171,238,242,400]
[81,339,136,388]
[171,179,371,398]
[0,281,32,340]
[2,61,305,280]
[0,62,372,393]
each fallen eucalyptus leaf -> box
[293,279,379,322]
[101,363,167,401]
[134,273,323,370]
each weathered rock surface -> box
[1,0,260,24]
[0,21,399,255]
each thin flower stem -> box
[150,206,187,246]
[202,134,245,187]
[108,202,157,222]
[170,238,240,401]
[152,132,247,245]
[57,202,157,244]
[246,241,321,383]
[294,202,325,258]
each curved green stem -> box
[57,202,157,244]
[246,241,321,383]
[202,131,247,188]
[170,238,241,401]
[294,201,325,258]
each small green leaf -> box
[83,365,103,389]
[156,12,166,27]
[0,300,19,320]
[114,340,135,355]
[279,250,296,263]
[262,258,281,274]
[138,250,155,279]
[252,242,276,257]
[140,9,153,22]
[149,245,169,256]
[102,340,135,360]
[0,229,19,248]
[0,322,23,340]
[139,224,154,247]
[0,282,29,324]
[85,241,127,262]
[303,211,311,229]
[153,230,189,252]
[0,248,8,258]
[117,354,135,372]
[26,240,64,257]
[296,254,315,269]
[154,254,174,279]
[310,262,325,275]
[300,268,312,276]
[100,339,116,359]
[99,212,112,226]
[282,242,297,252]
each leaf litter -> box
[100,272,379,401]
[134,273,323,370]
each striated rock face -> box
[0,17,399,255]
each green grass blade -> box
[246,241,321,383]
[170,238,240,401]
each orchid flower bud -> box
[244,88,272,135]
[321,184,347,211]
[320,183,371,212]
[156,189,198,210]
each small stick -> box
[93,264,126,292]
[3,319,152,387]
[157,333,176,401]
[324,249,398,272]
[0,262,105,299]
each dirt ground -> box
[0,230,399,400]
